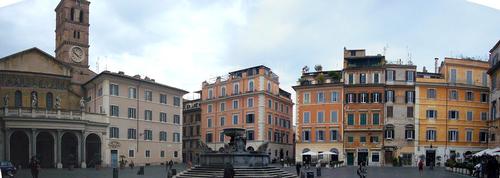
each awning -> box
[319,151,338,155]
[302,151,318,156]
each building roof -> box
[228,65,270,75]
[0,47,73,69]
[490,40,500,53]
[84,70,189,94]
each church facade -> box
[0,0,187,168]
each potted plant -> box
[119,155,128,169]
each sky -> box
[1,0,500,103]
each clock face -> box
[70,46,85,63]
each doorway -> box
[36,132,54,168]
[385,151,393,165]
[347,152,354,166]
[110,150,118,168]
[425,150,436,166]
[358,152,368,166]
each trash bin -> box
[306,171,315,178]
[316,167,321,177]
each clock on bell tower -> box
[55,0,90,67]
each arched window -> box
[248,80,254,91]
[15,90,22,107]
[30,91,38,108]
[46,92,53,110]
[221,86,226,97]
[385,124,395,140]
[233,83,239,95]
[302,148,311,153]
[405,124,415,140]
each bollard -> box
[113,168,118,178]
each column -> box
[77,133,82,168]
[56,130,62,168]
[5,129,10,161]
[81,131,86,168]
[31,129,37,159]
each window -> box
[347,93,356,103]
[173,96,181,106]
[303,130,310,142]
[360,113,367,125]
[348,73,354,84]
[128,108,137,119]
[110,105,119,117]
[128,150,135,158]
[160,112,167,122]
[233,83,240,94]
[347,114,354,125]
[405,125,415,140]
[110,84,119,96]
[374,73,380,84]
[208,88,213,99]
[110,127,119,138]
[160,151,165,158]
[312,130,323,141]
[97,88,103,96]
[303,93,310,104]
[372,113,380,125]
[15,90,22,107]
[372,93,381,103]
[348,136,354,143]
[144,110,153,121]
[208,104,213,113]
[317,92,325,103]
[480,131,488,143]
[450,90,458,100]
[331,92,339,102]
[244,130,254,141]
[330,130,338,141]
[450,69,457,83]
[483,72,488,87]
[370,136,379,143]
[406,91,415,103]
[173,115,180,124]
[387,106,393,118]
[268,130,273,141]
[481,112,488,121]
[144,90,153,101]
[145,150,151,158]
[173,132,180,142]
[207,117,212,128]
[303,112,310,123]
[449,110,459,120]
[387,70,395,81]
[427,89,436,99]
[247,98,254,107]
[426,129,437,141]
[128,87,137,99]
[466,71,473,85]
[160,131,167,141]
[448,130,458,142]
[46,92,53,109]
[360,136,366,143]
[360,93,368,103]
[385,125,394,139]
[427,110,437,119]
[144,130,153,140]
[206,133,213,143]
[330,111,338,123]
[466,91,474,101]
[160,94,167,104]
[406,71,415,82]
[317,111,324,123]
[407,107,414,118]
[127,128,137,139]
[372,152,380,163]
[219,116,225,126]
[360,73,366,84]
[248,80,254,91]
[267,82,272,92]
[232,115,239,125]
[220,102,225,112]
[246,113,255,123]
[268,115,272,124]
[466,130,473,142]
[467,111,473,121]
[386,90,395,102]
[233,100,239,109]
[481,93,489,103]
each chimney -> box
[434,58,439,73]
[133,74,141,79]
[118,71,125,75]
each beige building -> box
[84,71,188,165]
[488,40,500,148]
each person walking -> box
[296,162,302,176]
[29,157,40,178]
[357,161,367,178]
[418,159,424,176]
[223,163,235,178]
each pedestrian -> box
[129,160,135,169]
[357,161,367,178]
[29,156,40,178]
[296,162,301,176]
[223,163,235,178]
[418,159,424,176]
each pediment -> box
[0,47,72,76]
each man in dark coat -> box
[296,162,302,175]
[223,163,235,178]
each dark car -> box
[0,161,16,177]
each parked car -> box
[0,161,16,177]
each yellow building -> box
[415,58,489,166]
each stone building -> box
[182,98,202,164]
[200,66,294,161]
[383,63,416,166]
[415,58,489,166]
[293,69,344,163]
[488,40,500,148]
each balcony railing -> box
[0,107,109,124]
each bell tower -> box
[55,0,90,67]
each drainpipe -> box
[137,82,141,155]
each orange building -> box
[293,69,343,163]
[415,58,489,166]
[200,66,294,161]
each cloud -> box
[0,0,24,8]
[468,0,500,10]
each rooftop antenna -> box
[383,44,389,56]
[406,46,413,65]
[96,57,100,73]
[434,58,439,73]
